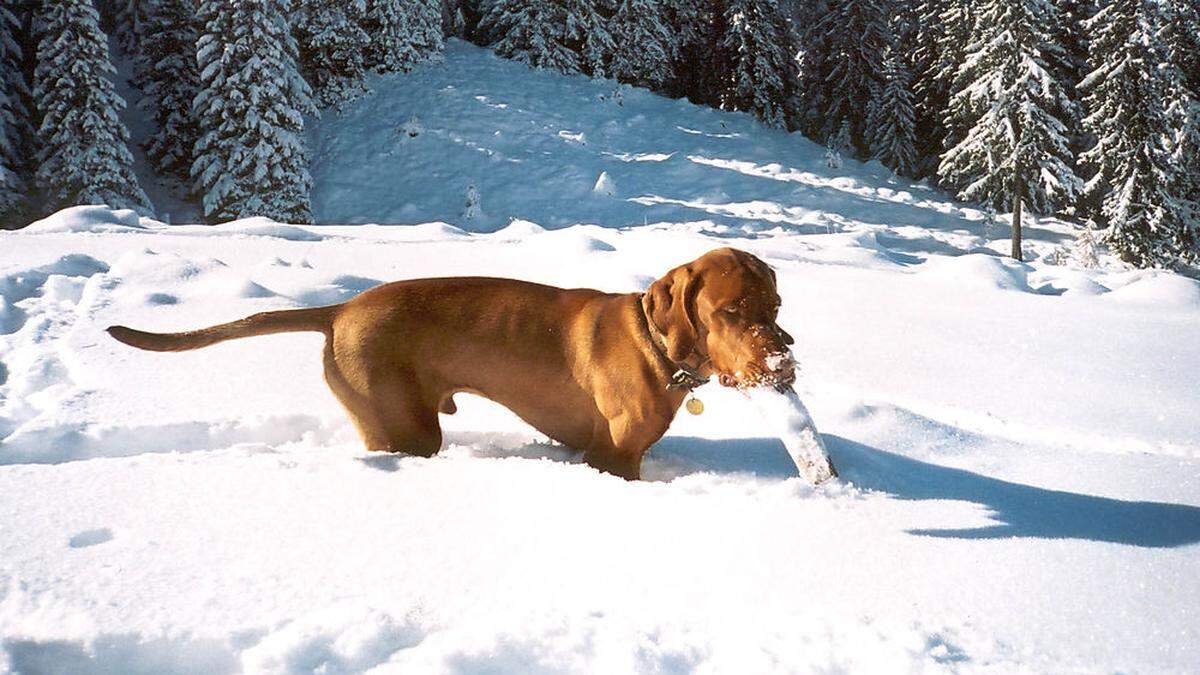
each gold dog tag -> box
[685,396,704,415]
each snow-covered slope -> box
[310,41,1033,239]
[2,40,1200,674]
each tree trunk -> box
[1011,183,1023,262]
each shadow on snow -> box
[654,435,1200,548]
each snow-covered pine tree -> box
[921,0,979,172]
[479,0,613,76]
[0,2,28,224]
[717,0,797,128]
[479,0,576,72]
[1044,0,1084,207]
[295,0,371,107]
[192,0,316,223]
[570,0,615,76]
[1161,0,1200,239]
[937,0,1080,260]
[1079,0,1195,267]
[446,0,486,40]
[825,119,850,168]
[906,0,940,171]
[793,0,832,138]
[105,0,148,56]
[1161,0,1200,95]
[135,0,200,184]
[33,0,150,216]
[867,19,917,175]
[1073,221,1100,268]
[608,0,674,89]
[362,0,444,74]
[1051,0,1091,130]
[661,0,716,101]
[442,0,467,38]
[463,183,480,219]
[816,0,889,155]
[909,0,969,176]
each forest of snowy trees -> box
[0,0,1197,269]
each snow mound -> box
[592,170,616,196]
[918,253,1031,292]
[1103,273,1200,308]
[22,205,146,234]
[202,217,326,241]
[1043,269,1111,297]
[531,227,617,255]
[109,248,227,283]
[238,605,425,674]
[489,219,547,240]
[245,262,383,307]
[393,221,469,240]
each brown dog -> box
[107,247,796,480]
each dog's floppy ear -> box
[646,264,701,362]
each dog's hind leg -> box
[322,344,442,456]
[323,346,393,452]
[370,377,443,457]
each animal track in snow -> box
[68,527,113,548]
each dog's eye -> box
[723,306,739,315]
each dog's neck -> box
[635,293,710,392]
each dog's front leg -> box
[583,412,667,480]
[583,447,643,481]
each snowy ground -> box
[3,40,1200,674]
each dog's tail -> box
[107,305,335,352]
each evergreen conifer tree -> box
[816,0,889,154]
[479,0,613,76]
[717,0,796,128]
[867,22,917,175]
[362,0,444,74]
[609,0,673,89]
[295,0,371,107]
[107,0,148,55]
[135,0,201,184]
[662,0,716,101]
[192,0,315,223]
[1161,0,1200,233]
[1079,0,1195,266]
[480,0,577,72]
[442,0,467,38]
[34,0,150,216]
[937,0,1080,260]
[570,0,614,76]
[910,0,970,176]
[794,0,833,137]
[1,3,28,224]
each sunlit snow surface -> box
[3,40,1200,674]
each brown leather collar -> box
[636,293,710,391]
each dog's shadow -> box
[360,432,1200,548]
[654,434,1200,548]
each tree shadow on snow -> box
[653,435,1200,549]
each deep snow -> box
[2,40,1200,674]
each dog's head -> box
[645,248,796,389]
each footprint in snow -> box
[68,528,113,549]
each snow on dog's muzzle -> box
[730,350,797,390]
[764,351,797,386]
